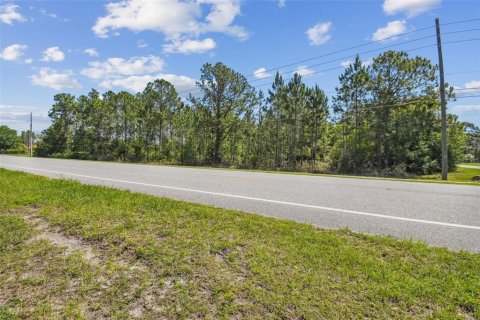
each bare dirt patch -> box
[23,214,99,265]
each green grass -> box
[1,169,479,319]
[420,166,480,183]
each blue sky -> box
[0,0,479,132]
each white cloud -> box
[84,48,99,57]
[41,46,65,62]
[137,39,149,48]
[341,59,373,68]
[24,58,33,64]
[294,66,315,77]
[278,0,286,8]
[38,8,57,19]
[99,73,196,94]
[0,44,27,61]
[36,7,69,22]
[306,22,332,46]
[0,4,25,25]
[92,0,248,42]
[383,0,441,17]
[450,105,480,116]
[341,60,353,68]
[163,38,216,54]
[455,80,480,95]
[81,56,164,79]
[0,104,50,132]
[80,55,195,95]
[30,68,81,90]
[372,20,407,41]
[253,67,272,79]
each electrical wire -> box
[176,26,480,96]
[441,18,480,26]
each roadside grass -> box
[1,169,479,319]
[420,166,480,183]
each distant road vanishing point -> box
[1,155,479,252]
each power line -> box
[242,26,434,78]
[443,37,480,45]
[248,35,437,84]
[244,19,478,79]
[442,27,480,35]
[252,38,480,91]
[441,18,480,26]
[252,43,439,90]
[179,39,437,95]
[445,70,480,75]
[177,28,480,96]
[332,95,480,113]
[359,99,440,111]
[249,28,480,85]
[454,87,480,91]
[455,95,480,99]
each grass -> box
[0,169,479,319]
[420,166,480,183]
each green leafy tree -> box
[333,55,370,172]
[189,62,257,164]
[0,125,19,152]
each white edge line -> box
[2,164,480,230]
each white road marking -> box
[2,163,480,230]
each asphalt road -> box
[1,156,479,252]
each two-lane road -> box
[1,156,479,252]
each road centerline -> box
[2,163,480,230]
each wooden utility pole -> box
[29,112,33,157]
[435,18,448,180]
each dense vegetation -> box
[0,125,34,154]
[19,50,480,175]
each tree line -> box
[29,50,479,176]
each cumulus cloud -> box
[137,39,149,48]
[455,80,480,95]
[0,4,25,24]
[253,67,272,79]
[84,48,99,57]
[81,56,164,79]
[30,68,81,90]
[341,60,353,68]
[451,104,480,113]
[0,104,50,131]
[383,0,441,17]
[372,20,407,41]
[92,0,248,45]
[81,55,196,95]
[163,38,216,54]
[306,22,332,46]
[0,44,28,61]
[294,66,315,77]
[278,0,286,8]
[341,59,373,68]
[38,8,58,19]
[99,74,196,94]
[41,46,65,62]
